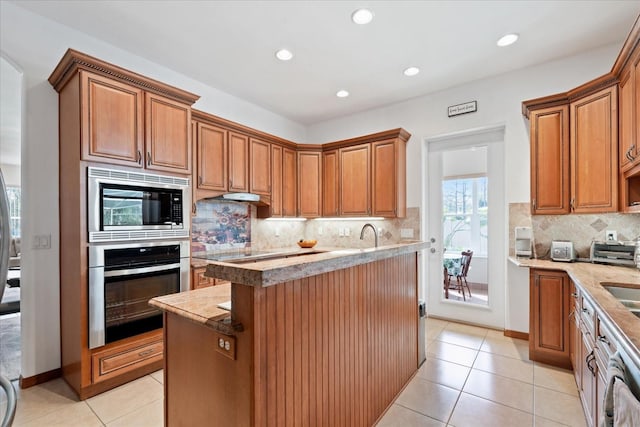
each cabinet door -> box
[81,71,144,167]
[249,138,271,196]
[195,122,228,192]
[145,93,191,175]
[530,105,570,214]
[570,86,618,213]
[339,144,370,216]
[270,145,283,217]
[579,330,596,427]
[619,65,635,172]
[229,132,249,192]
[372,139,405,217]
[282,148,297,217]
[529,269,571,368]
[192,267,215,290]
[322,150,339,216]
[297,151,322,217]
[634,52,640,164]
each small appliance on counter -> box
[515,227,532,257]
[551,240,576,262]
[590,241,637,267]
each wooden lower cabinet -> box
[191,266,229,290]
[529,269,571,368]
[579,324,597,426]
[91,330,163,384]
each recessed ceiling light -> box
[351,8,373,25]
[275,48,294,61]
[336,90,350,98]
[496,33,519,47]
[403,67,420,77]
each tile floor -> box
[0,318,586,426]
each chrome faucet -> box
[360,223,379,248]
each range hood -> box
[210,192,269,206]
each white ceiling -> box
[8,1,640,128]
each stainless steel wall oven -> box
[88,240,190,349]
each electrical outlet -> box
[32,234,51,249]
[606,230,617,242]
[339,228,345,237]
[318,227,323,236]
[274,227,280,237]
[344,227,350,237]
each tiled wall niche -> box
[509,203,640,259]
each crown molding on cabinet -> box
[48,48,200,105]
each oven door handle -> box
[104,263,182,277]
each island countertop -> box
[509,257,640,368]
[200,240,427,287]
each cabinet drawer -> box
[193,267,215,289]
[92,337,163,383]
[595,316,617,362]
[580,296,596,335]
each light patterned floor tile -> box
[425,318,450,330]
[534,363,579,396]
[535,415,571,426]
[150,369,164,385]
[87,375,163,424]
[463,369,534,413]
[395,377,459,422]
[443,322,488,338]
[426,341,479,367]
[435,329,485,350]
[449,392,533,427]
[16,401,102,427]
[106,398,163,427]
[534,386,587,427]
[416,358,471,390]
[473,351,534,383]
[377,404,446,427]
[480,336,529,360]
[7,378,79,425]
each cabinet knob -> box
[571,292,578,298]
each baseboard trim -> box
[19,368,62,389]
[504,329,529,341]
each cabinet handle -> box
[582,308,589,314]
[199,176,203,185]
[597,335,609,345]
[138,349,154,358]
[532,199,536,210]
[627,149,634,162]
[570,198,575,212]
[586,351,596,376]
[137,150,142,165]
[147,151,151,166]
[571,292,578,298]
[192,203,196,214]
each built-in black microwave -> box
[87,167,190,242]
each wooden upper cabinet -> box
[529,269,571,369]
[228,132,249,192]
[619,64,636,172]
[372,139,406,217]
[530,105,570,214]
[270,145,283,217]
[297,151,322,218]
[282,148,297,217]
[249,138,271,196]
[322,150,339,217]
[145,93,191,175]
[340,144,370,216]
[81,71,144,167]
[570,85,618,213]
[194,122,228,193]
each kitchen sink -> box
[601,283,640,319]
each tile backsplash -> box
[509,203,640,259]
[192,200,420,253]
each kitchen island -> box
[150,241,426,426]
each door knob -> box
[430,248,436,253]
[430,237,436,243]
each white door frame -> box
[420,124,506,329]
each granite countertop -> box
[509,257,640,368]
[150,283,232,331]
[200,241,427,287]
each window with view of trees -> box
[6,186,21,238]
[442,176,487,255]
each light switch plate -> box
[605,230,617,242]
[401,228,414,239]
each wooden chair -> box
[446,250,473,301]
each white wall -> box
[0,164,21,187]
[0,2,306,378]
[442,146,487,178]
[307,43,621,333]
